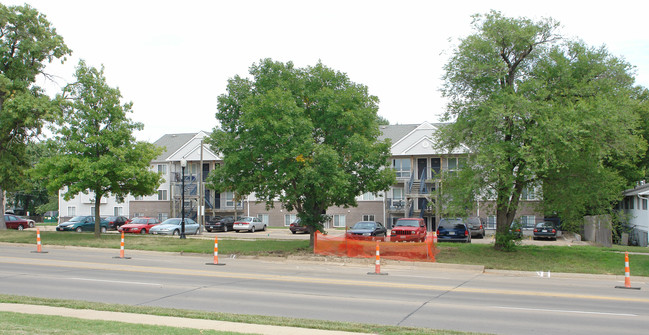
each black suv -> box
[206,216,235,232]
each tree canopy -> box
[436,11,646,249]
[0,3,71,229]
[207,59,395,245]
[36,61,163,237]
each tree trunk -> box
[0,187,6,230]
[94,194,102,238]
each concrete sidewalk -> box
[0,303,368,335]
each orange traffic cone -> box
[615,252,640,290]
[206,234,226,266]
[30,228,48,253]
[368,241,387,275]
[113,232,131,259]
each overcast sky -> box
[7,0,649,141]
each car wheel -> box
[291,230,296,234]
[140,229,147,234]
[76,227,83,233]
[206,228,212,232]
[223,225,228,232]
[29,222,34,228]
[262,225,266,231]
[101,226,107,233]
[250,226,256,233]
[235,230,240,233]
[17,225,24,231]
[172,229,179,236]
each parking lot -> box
[35,224,588,246]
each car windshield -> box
[536,222,555,229]
[160,218,181,225]
[240,217,254,222]
[69,216,86,222]
[352,222,375,230]
[131,218,148,224]
[439,219,465,230]
[395,220,419,227]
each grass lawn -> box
[435,243,649,276]
[1,230,647,276]
[0,311,239,335]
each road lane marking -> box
[66,277,162,286]
[494,306,638,317]
[2,256,648,304]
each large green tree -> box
[207,59,395,246]
[36,61,163,237]
[436,11,645,249]
[0,4,71,229]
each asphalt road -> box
[1,243,647,334]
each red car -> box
[390,218,427,242]
[118,217,160,234]
[4,214,32,230]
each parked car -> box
[118,217,160,234]
[289,218,308,234]
[346,221,387,240]
[390,218,427,242]
[233,216,266,233]
[149,218,199,235]
[3,214,32,230]
[436,218,471,243]
[509,221,523,239]
[533,222,558,241]
[56,216,108,233]
[205,216,234,232]
[106,215,129,230]
[467,217,485,238]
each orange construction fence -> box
[314,231,438,262]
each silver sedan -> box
[149,218,199,235]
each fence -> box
[313,231,438,262]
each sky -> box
[6,0,649,142]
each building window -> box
[487,216,496,229]
[629,197,634,210]
[158,212,169,221]
[284,214,297,226]
[157,164,167,174]
[520,215,535,229]
[257,214,269,226]
[361,192,376,201]
[225,192,242,208]
[392,159,411,178]
[158,190,168,201]
[333,214,346,228]
[67,206,76,217]
[362,214,375,221]
[643,199,648,210]
[521,187,538,201]
[114,207,123,216]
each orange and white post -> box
[368,240,387,275]
[31,228,48,253]
[113,231,131,259]
[206,234,225,266]
[615,251,640,290]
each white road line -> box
[67,277,162,286]
[494,306,637,317]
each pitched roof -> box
[378,124,418,144]
[152,133,198,161]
